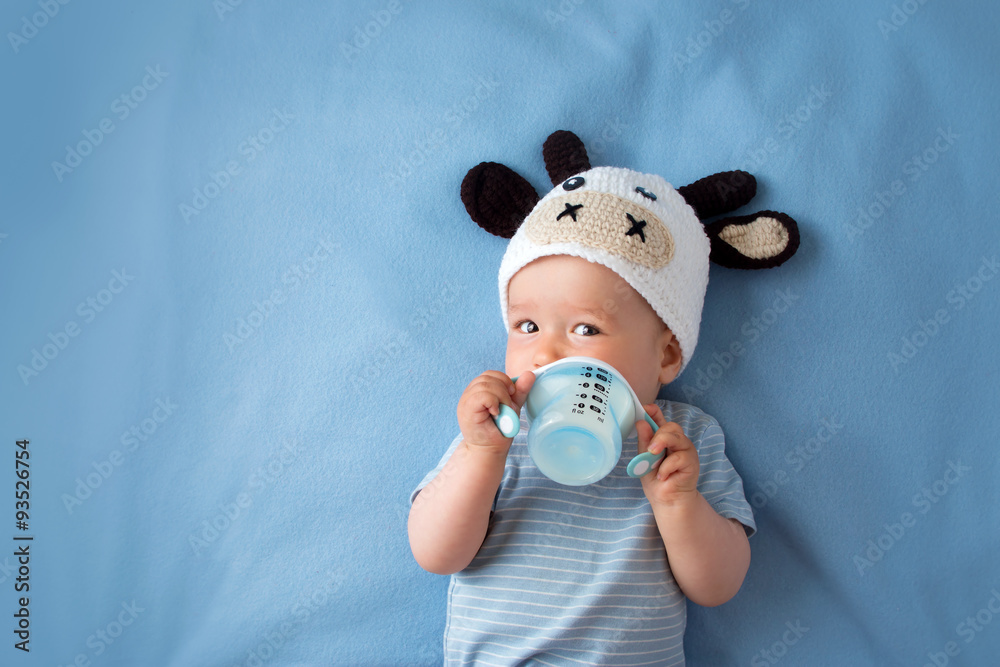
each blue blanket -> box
[3,0,998,664]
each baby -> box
[408,131,798,665]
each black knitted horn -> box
[542,130,591,185]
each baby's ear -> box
[658,328,684,386]
[460,162,540,239]
[703,211,800,269]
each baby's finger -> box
[464,375,509,407]
[643,404,668,429]
[465,386,503,419]
[635,417,656,454]
[479,370,517,397]
[653,452,686,481]
[646,422,690,456]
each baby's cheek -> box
[503,342,526,377]
[625,369,661,406]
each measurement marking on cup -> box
[574,366,611,423]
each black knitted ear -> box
[704,211,800,269]
[542,130,591,186]
[461,162,540,239]
[677,171,757,220]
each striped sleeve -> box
[661,400,756,538]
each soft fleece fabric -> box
[2,1,998,664]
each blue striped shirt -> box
[411,400,755,666]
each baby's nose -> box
[532,337,563,368]
[533,352,557,369]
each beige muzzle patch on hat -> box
[524,192,675,270]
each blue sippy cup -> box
[493,357,663,485]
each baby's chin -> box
[634,386,663,407]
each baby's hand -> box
[635,404,700,507]
[457,371,535,455]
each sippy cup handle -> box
[625,413,663,478]
[494,403,521,439]
[491,374,523,439]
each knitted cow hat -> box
[461,130,800,373]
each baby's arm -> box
[408,371,534,575]
[635,406,751,607]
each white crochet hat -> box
[460,130,800,377]
[498,166,710,373]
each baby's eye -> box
[517,320,538,334]
[572,323,600,336]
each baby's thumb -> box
[510,372,535,410]
[634,418,654,454]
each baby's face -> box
[505,255,681,405]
